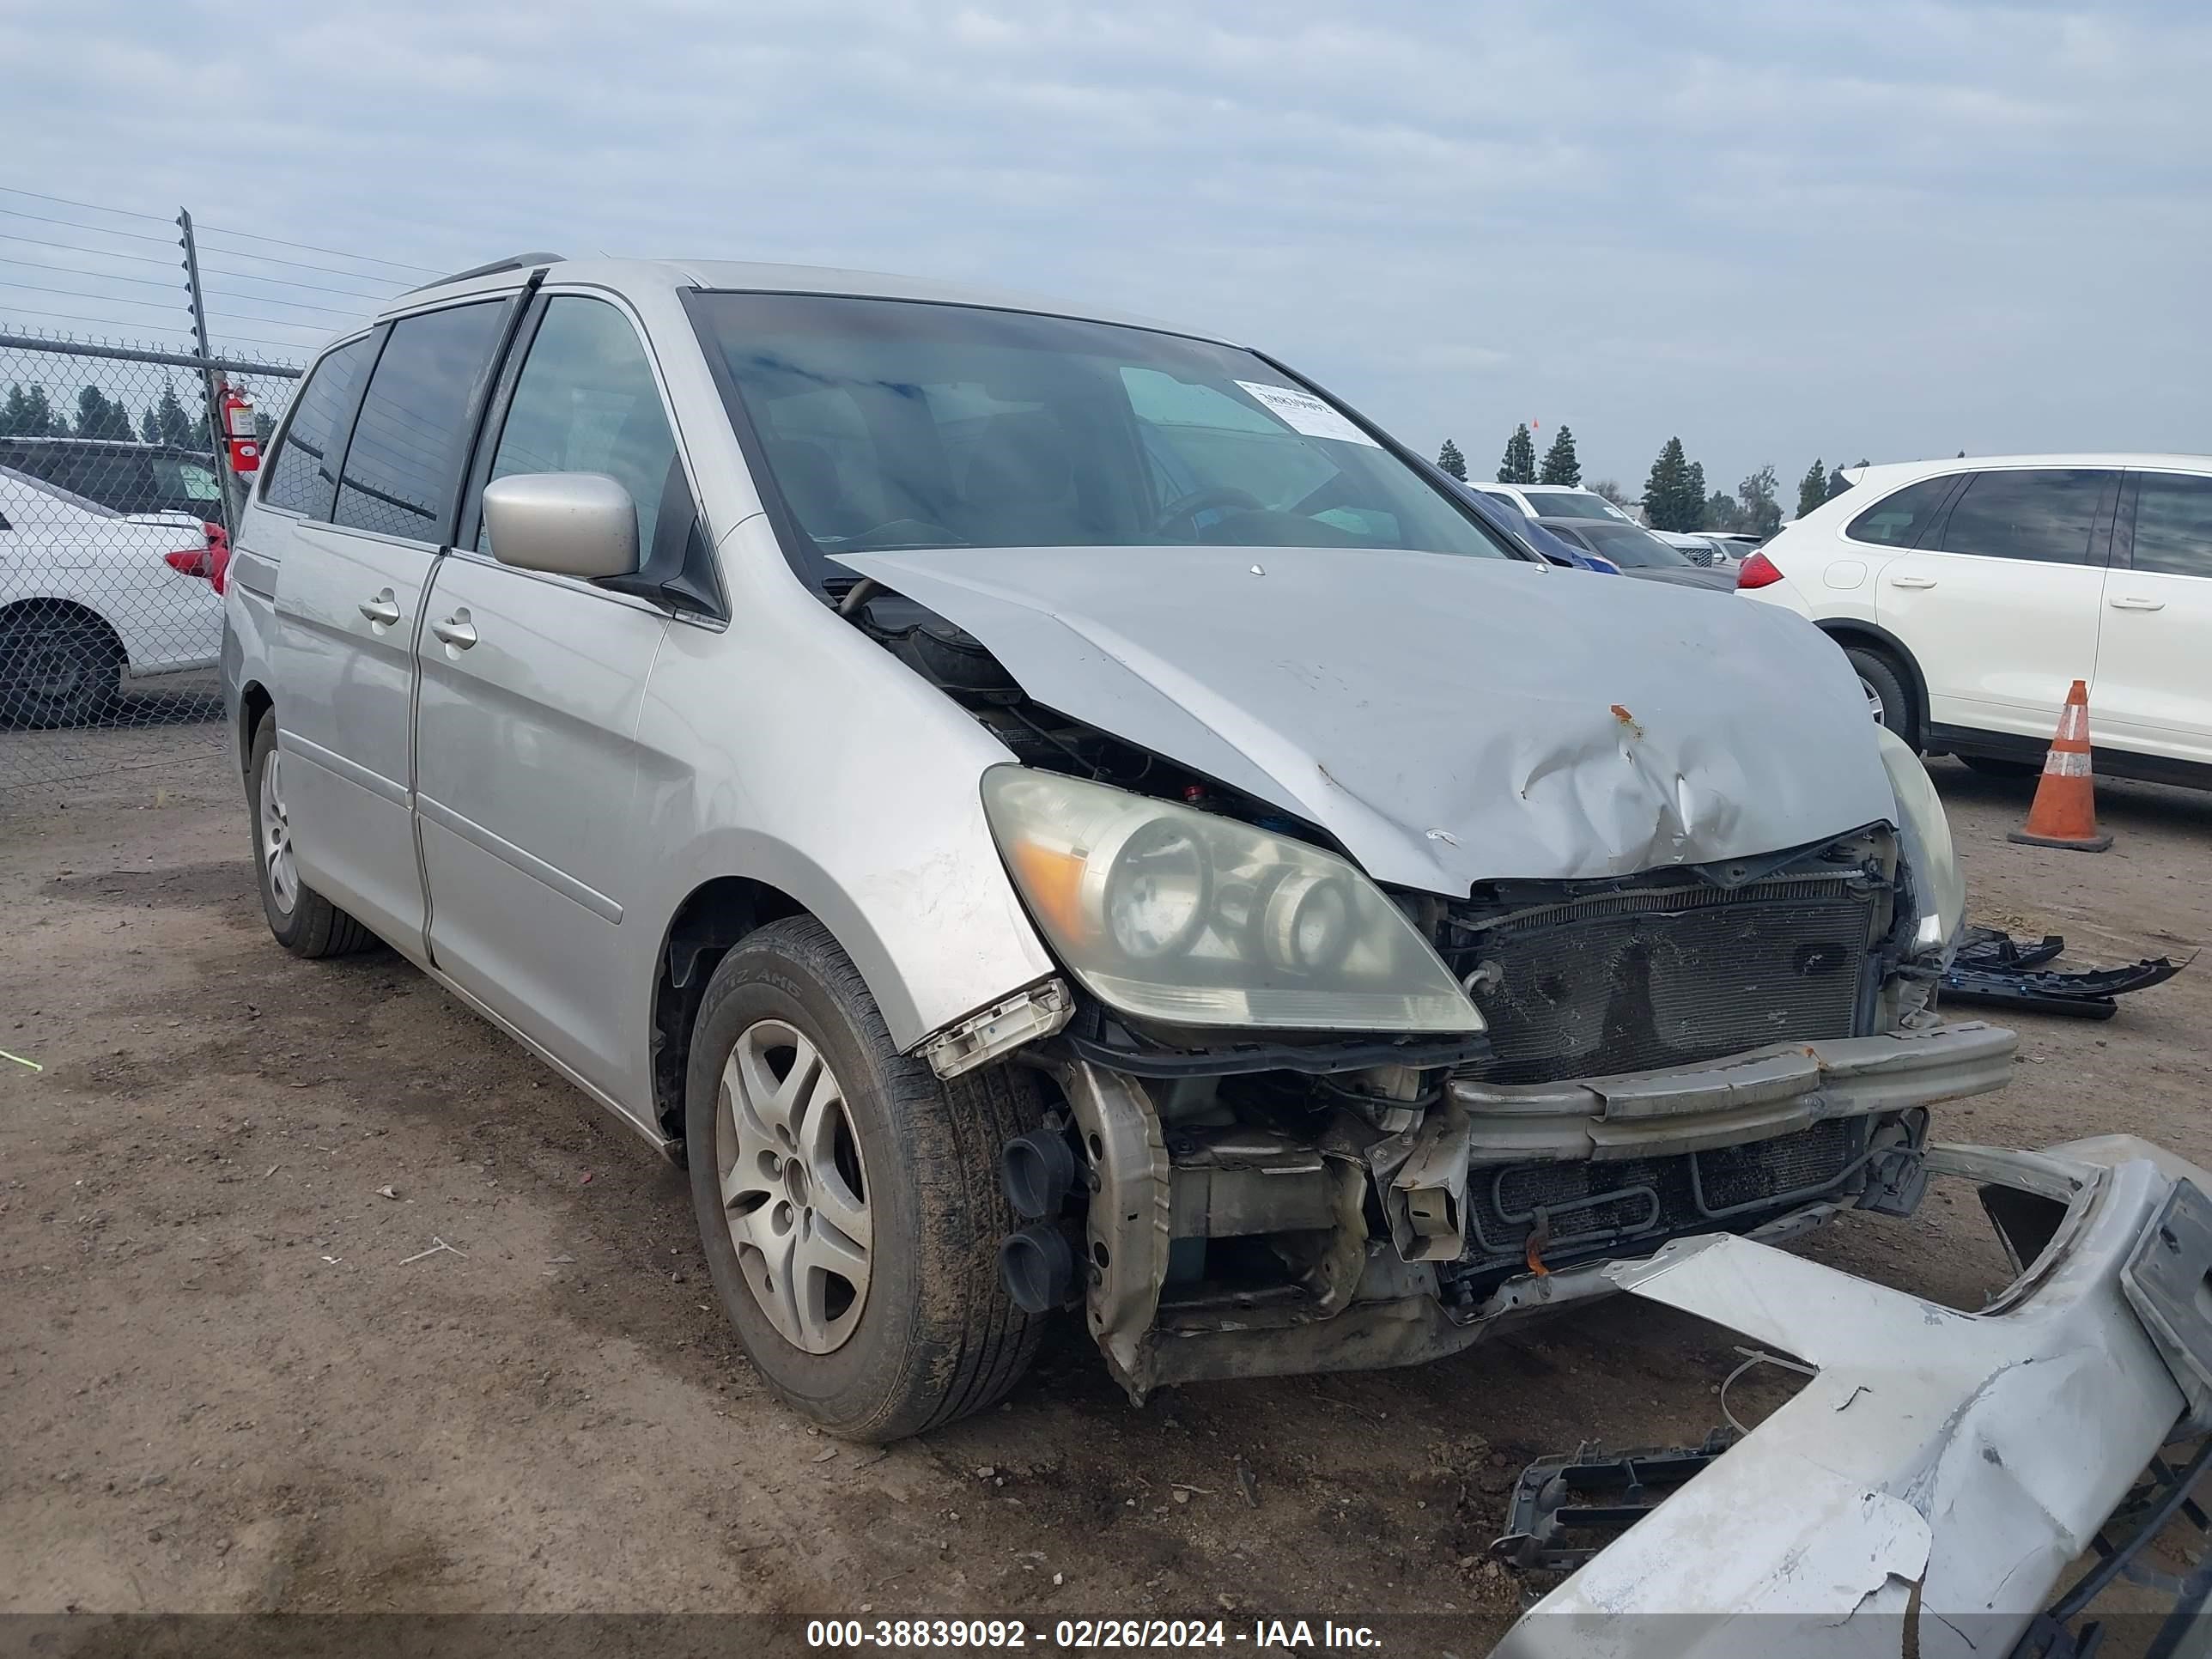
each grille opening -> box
[1443,865,1887,1085]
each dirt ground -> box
[4,725,2209,1653]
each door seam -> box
[409,548,447,968]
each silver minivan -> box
[223,256,2008,1441]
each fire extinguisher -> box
[218,384,261,474]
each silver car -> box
[222,255,2001,1443]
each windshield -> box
[1572,521,1695,568]
[690,292,1515,580]
[1532,489,1632,522]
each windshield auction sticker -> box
[1232,381,1382,447]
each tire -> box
[686,916,1044,1441]
[1844,647,1917,748]
[0,605,122,729]
[1960,753,2041,780]
[247,711,375,958]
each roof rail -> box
[405,252,566,294]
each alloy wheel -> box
[259,750,298,915]
[717,1018,872,1354]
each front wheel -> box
[686,916,1043,1441]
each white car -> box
[1474,482,1637,526]
[0,465,220,726]
[1738,453,2212,783]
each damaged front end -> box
[834,562,1998,1401]
[983,817,2008,1402]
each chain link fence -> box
[0,330,301,802]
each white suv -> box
[1739,453,2212,785]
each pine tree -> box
[1796,459,1827,520]
[1436,438,1468,481]
[1498,424,1537,484]
[1705,490,1742,532]
[1684,460,1706,528]
[1538,425,1581,485]
[1826,465,1851,500]
[1,384,63,437]
[149,380,197,448]
[73,386,137,442]
[1737,464,1783,537]
[1643,438,1693,531]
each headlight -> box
[1875,726,1966,958]
[981,766,1483,1034]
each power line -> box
[0,279,355,333]
[0,254,185,293]
[202,264,398,301]
[1,210,416,292]
[0,206,177,245]
[195,223,440,276]
[0,279,189,313]
[0,232,179,269]
[197,289,368,319]
[189,242,418,284]
[206,308,343,331]
[0,185,169,223]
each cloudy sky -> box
[4,0,2207,500]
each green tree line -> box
[0,380,210,447]
[1434,424,1875,534]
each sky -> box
[3,0,2208,501]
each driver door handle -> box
[358,590,400,627]
[1888,574,1938,590]
[2109,595,2166,611]
[430,612,478,649]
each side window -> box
[477,297,678,558]
[263,336,374,519]
[2129,472,2212,579]
[1845,475,1957,547]
[1939,469,2108,565]
[332,302,507,543]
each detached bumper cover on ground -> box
[1492,1136,2212,1658]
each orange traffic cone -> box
[2007,679,2112,852]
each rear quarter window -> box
[262,336,377,520]
[1845,475,1959,548]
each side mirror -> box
[481,472,638,580]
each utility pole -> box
[176,207,240,533]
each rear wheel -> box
[0,605,121,728]
[1844,646,1916,748]
[686,916,1043,1441]
[247,711,374,957]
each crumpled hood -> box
[834,544,1899,896]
